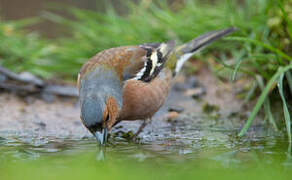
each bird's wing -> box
[133,40,175,82]
[77,41,175,89]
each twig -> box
[0,66,78,98]
[0,82,39,93]
[0,66,44,86]
[43,85,78,97]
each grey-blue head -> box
[79,67,122,145]
[81,97,108,144]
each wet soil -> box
[0,66,264,143]
[1,66,291,180]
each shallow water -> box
[0,126,292,180]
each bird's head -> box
[80,95,120,145]
[79,67,122,145]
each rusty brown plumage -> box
[78,28,236,144]
[118,69,172,121]
[78,45,172,129]
[78,46,147,82]
[105,96,120,131]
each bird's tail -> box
[167,27,237,76]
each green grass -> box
[0,0,292,141]
[42,0,235,79]
[224,0,292,145]
[0,18,57,78]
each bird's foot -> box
[132,118,151,141]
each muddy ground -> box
[0,66,263,143]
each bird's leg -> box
[133,118,151,140]
[112,120,121,127]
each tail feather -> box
[173,27,237,75]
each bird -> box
[77,27,236,145]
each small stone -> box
[184,87,206,99]
[166,111,179,121]
[186,76,199,88]
[173,83,189,91]
[24,96,36,105]
[228,112,239,118]
[168,106,184,113]
[34,121,46,129]
[173,76,199,91]
[19,107,26,113]
[41,92,56,103]
[0,74,7,83]
[202,103,220,114]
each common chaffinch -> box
[77,28,236,145]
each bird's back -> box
[78,46,147,85]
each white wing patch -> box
[174,52,194,75]
[159,43,168,54]
[149,50,159,75]
[134,42,171,82]
[134,63,147,80]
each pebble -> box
[41,92,56,103]
[0,74,7,83]
[186,76,199,88]
[166,111,179,121]
[168,106,184,113]
[33,121,47,129]
[173,76,199,91]
[184,87,206,99]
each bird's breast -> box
[118,69,172,121]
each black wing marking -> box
[134,41,175,82]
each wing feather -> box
[78,42,175,89]
[134,41,175,82]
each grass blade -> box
[213,56,256,77]
[238,63,292,137]
[277,0,292,41]
[278,71,292,144]
[244,81,258,103]
[226,37,292,62]
[256,75,278,131]
[285,71,292,95]
[231,51,245,81]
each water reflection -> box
[96,147,106,161]
[0,129,291,170]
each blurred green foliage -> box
[0,18,57,78]
[1,0,290,80]
[43,0,236,79]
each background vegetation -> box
[0,0,291,141]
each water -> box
[0,129,292,180]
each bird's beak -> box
[95,128,108,145]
